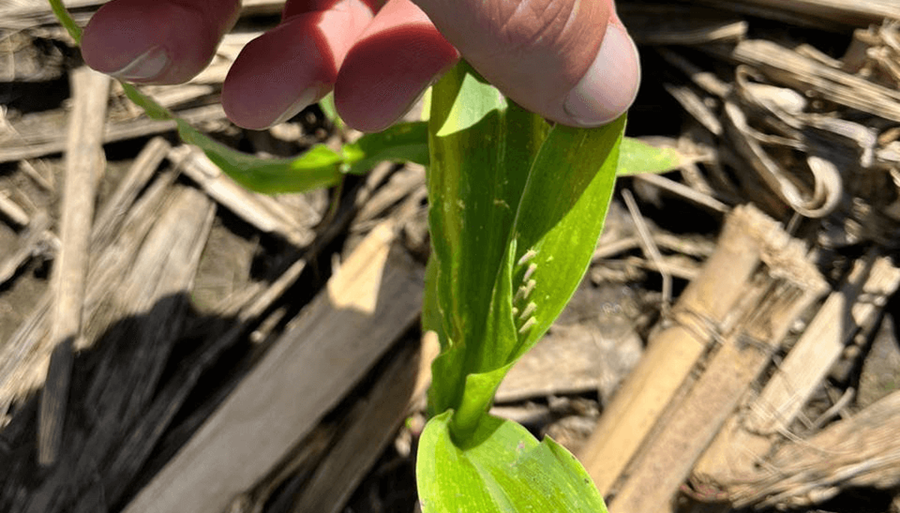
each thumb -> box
[412,0,639,127]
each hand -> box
[81,0,640,132]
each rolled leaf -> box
[425,61,626,433]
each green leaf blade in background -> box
[48,0,82,43]
[617,137,682,176]
[177,119,431,194]
[417,412,609,513]
[345,121,429,175]
[122,82,174,121]
[177,120,343,194]
[42,0,429,197]
[318,92,344,131]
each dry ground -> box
[2,1,900,513]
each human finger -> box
[82,0,240,84]
[221,0,375,130]
[412,0,640,127]
[334,0,458,132]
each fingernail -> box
[110,46,169,81]
[563,22,641,127]
[268,87,320,128]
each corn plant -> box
[416,61,620,512]
[50,2,679,510]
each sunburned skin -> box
[80,0,640,132]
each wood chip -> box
[694,0,900,29]
[729,390,900,509]
[634,172,731,214]
[38,66,110,466]
[723,100,841,217]
[170,145,317,248]
[693,256,900,485]
[0,212,52,288]
[291,333,439,513]
[620,4,747,46]
[0,167,177,424]
[658,48,732,98]
[91,137,171,249]
[664,82,723,136]
[720,40,900,123]
[0,104,225,164]
[354,164,425,228]
[20,184,216,513]
[121,222,424,513]
[579,205,810,496]
[0,190,30,228]
[607,213,827,513]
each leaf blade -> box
[345,121,429,175]
[446,115,626,435]
[505,115,626,360]
[617,137,683,176]
[47,0,82,43]
[417,412,609,513]
[177,120,343,193]
[425,63,547,418]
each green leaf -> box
[452,117,626,435]
[119,80,347,193]
[422,255,446,343]
[617,137,682,176]
[47,0,82,43]
[177,120,344,193]
[121,83,175,121]
[425,62,549,419]
[344,121,429,175]
[421,60,623,513]
[424,60,626,439]
[318,93,344,131]
[503,116,625,360]
[177,119,429,193]
[417,412,608,513]
[425,61,626,435]
[119,86,338,193]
